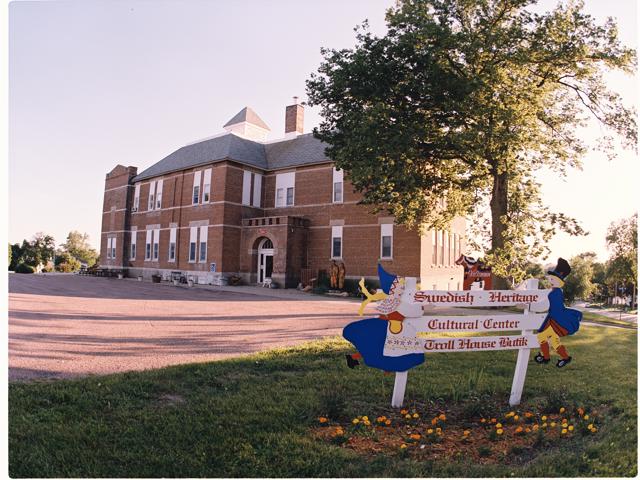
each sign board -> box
[412,289,550,308]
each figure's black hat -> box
[547,258,571,281]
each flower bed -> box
[312,399,603,464]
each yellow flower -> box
[561,428,567,434]
[513,415,520,421]
[541,415,547,421]
[542,423,548,428]
[584,415,590,420]
[364,420,371,426]
[405,414,412,419]
[400,443,407,449]
[568,426,574,432]
[587,423,594,430]
[495,423,503,429]
[352,418,360,424]
[591,427,598,433]
[427,428,434,434]
[559,407,566,413]
[413,413,420,419]
[400,409,408,415]
[561,423,568,428]
[550,422,557,427]
[438,413,446,421]
[385,420,392,426]
[506,411,515,418]
[496,429,504,435]
[436,427,442,433]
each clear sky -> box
[8,0,638,264]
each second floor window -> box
[133,184,140,211]
[275,172,295,207]
[333,167,343,203]
[203,168,211,203]
[380,224,393,259]
[193,170,202,205]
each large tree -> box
[307,0,636,287]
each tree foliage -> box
[307,0,636,286]
[563,252,596,304]
[11,233,56,269]
[55,251,81,272]
[605,213,637,291]
[62,231,99,267]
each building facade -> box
[100,102,465,289]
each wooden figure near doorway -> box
[330,260,339,289]
[338,262,346,290]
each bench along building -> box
[100,101,465,288]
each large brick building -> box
[100,101,465,289]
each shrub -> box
[55,252,81,272]
[15,263,35,274]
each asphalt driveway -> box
[8,273,360,381]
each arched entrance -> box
[257,237,274,284]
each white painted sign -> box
[410,313,545,333]
[413,289,550,308]
[385,333,539,354]
[387,278,542,408]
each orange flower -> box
[577,407,585,416]
[438,413,446,421]
[410,433,421,440]
[400,409,408,415]
[318,417,328,423]
[525,412,533,418]
[490,418,497,423]
[431,418,438,425]
[480,418,486,423]
[385,419,392,426]
[463,430,470,436]
[515,426,523,433]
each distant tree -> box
[563,253,596,304]
[10,243,23,270]
[605,214,637,306]
[62,231,99,267]
[8,243,11,270]
[55,252,81,272]
[11,234,56,269]
[307,0,635,288]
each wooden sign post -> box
[387,278,544,407]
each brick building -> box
[100,101,465,289]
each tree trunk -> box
[490,168,510,290]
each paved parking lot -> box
[9,273,361,381]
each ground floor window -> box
[380,224,393,259]
[169,227,176,262]
[199,226,208,263]
[331,226,343,259]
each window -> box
[169,227,176,262]
[148,181,156,211]
[381,224,393,259]
[432,230,437,264]
[153,229,159,260]
[252,173,262,207]
[111,237,116,259]
[242,170,252,206]
[203,168,211,203]
[192,171,201,205]
[439,231,445,265]
[333,167,343,203]
[145,230,152,260]
[133,184,140,211]
[155,180,163,209]
[275,172,295,207]
[199,226,208,263]
[331,226,343,259]
[130,231,137,260]
[106,238,113,259]
[189,226,198,262]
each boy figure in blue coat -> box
[534,258,582,368]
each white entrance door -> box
[257,238,274,284]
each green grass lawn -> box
[582,311,637,328]
[9,324,637,477]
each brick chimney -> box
[285,97,304,135]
